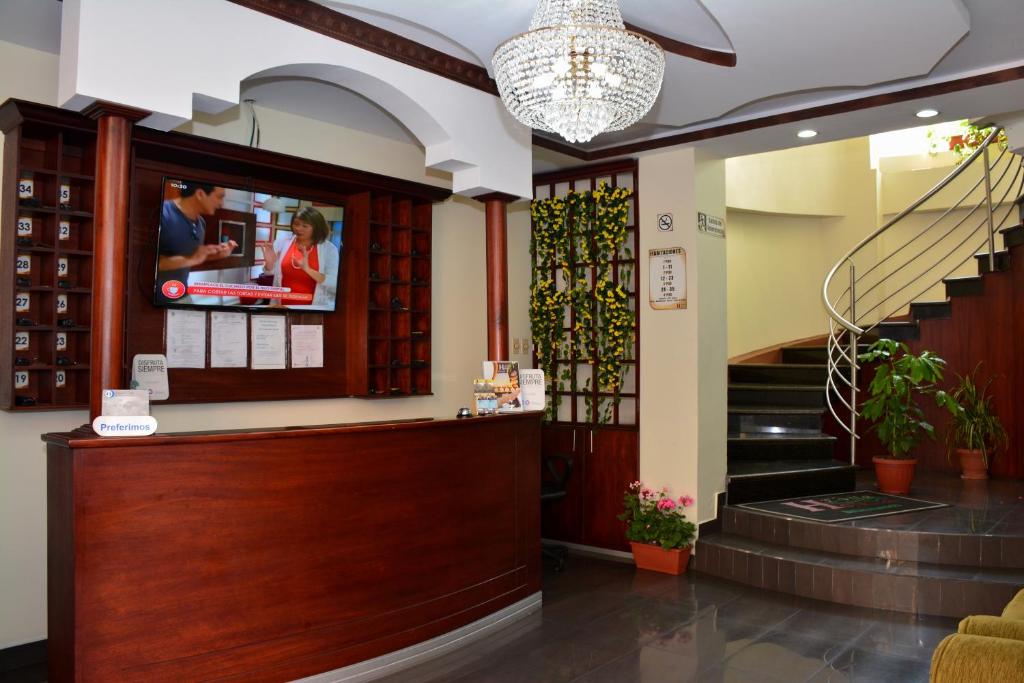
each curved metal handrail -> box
[820,126,1021,457]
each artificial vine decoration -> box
[530,181,635,423]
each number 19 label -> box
[14,372,29,389]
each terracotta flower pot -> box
[629,542,692,575]
[957,448,989,480]
[873,457,917,494]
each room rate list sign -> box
[649,247,687,310]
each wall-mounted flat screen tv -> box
[154,178,343,312]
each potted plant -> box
[858,339,949,494]
[938,364,1007,480]
[618,482,696,575]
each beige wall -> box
[638,147,728,525]
[726,138,876,357]
[0,39,530,648]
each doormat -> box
[737,491,948,523]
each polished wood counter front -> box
[43,414,541,682]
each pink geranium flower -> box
[657,498,677,511]
[679,495,694,508]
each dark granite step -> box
[728,363,833,386]
[719,504,1024,569]
[909,300,951,321]
[728,433,837,461]
[780,345,869,365]
[726,459,855,505]
[876,320,919,341]
[695,532,1024,618]
[943,275,984,298]
[728,383,825,409]
[1000,223,1024,249]
[728,407,823,435]
[975,249,1010,274]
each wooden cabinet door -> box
[583,427,639,551]
[540,423,584,544]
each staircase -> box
[699,127,1024,615]
[726,356,855,504]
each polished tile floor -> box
[382,556,956,683]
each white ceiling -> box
[6,0,1024,168]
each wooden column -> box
[475,193,518,361]
[82,102,149,421]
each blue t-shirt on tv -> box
[156,199,205,303]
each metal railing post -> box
[984,144,996,272]
[848,263,858,465]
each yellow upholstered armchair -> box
[930,589,1024,682]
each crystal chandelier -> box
[492,0,665,144]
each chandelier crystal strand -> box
[492,0,665,143]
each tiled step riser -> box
[728,365,831,385]
[727,466,856,505]
[909,302,952,321]
[728,440,836,462]
[1002,224,1024,249]
[779,346,871,365]
[976,250,1010,274]
[721,507,1024,569]
[876,322,920,341]
[728,412,823,434]
[728,387,824,409]
[695,541,1021,619]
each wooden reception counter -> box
[43,413,541,682]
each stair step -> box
[728,433,837,461]
[943,275,984,298]
[728,409,823,435]
[975,249,1010,274]
[728,383,824,409]
[1000,224,1024,249]
[909,300,951,321]
[780,345,869,365]
[720,505,1024,569]
[729,363,837,386]
[726,460,855,504]
[695,533,1024,618]
[876,320,920,341]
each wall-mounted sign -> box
[697,211,725,238]
[649,247,687,310]
[657,212,674,232]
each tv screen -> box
[154,178,343,312]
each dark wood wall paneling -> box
[45,414,541,682]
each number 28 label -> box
[16,254,31,274]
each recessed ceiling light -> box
[797,129,818,139]
[916,109,940,118]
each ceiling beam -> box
[623,23,736,67]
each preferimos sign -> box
[92,416,158,437]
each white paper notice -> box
[290,325,323,368]
[131,354,169,400]
[210,312,248,368]
[165,309,207,368]
[251,316,287,370]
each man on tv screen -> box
[155,181,236,304]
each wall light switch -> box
[513,338,522,354]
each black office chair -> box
[541,453,573,572]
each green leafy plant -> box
[937,363,1007,468]
[857,339,949,459]
[618,482,696,550]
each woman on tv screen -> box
[261,207,339,309]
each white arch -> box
[58,0,531,197]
